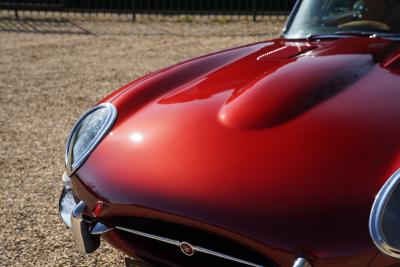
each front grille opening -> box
[111,217,275,267]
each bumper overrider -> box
[58,180,113,254]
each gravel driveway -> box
[0,15,284,266]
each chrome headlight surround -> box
[65,103,117,174]
[369,169,400,258]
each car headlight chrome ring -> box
[65,103,117,174]
[370,169,400,258]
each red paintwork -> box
[71,37,400,267]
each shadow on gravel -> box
[0,17,94,35]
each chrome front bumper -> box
[59,186,76,228]
[59,185,111,254]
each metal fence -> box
[0,0,295,21]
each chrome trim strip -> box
[369,169,400,258]
[115,226,180,246]
[195,246,263,267]
[281,0,302,35]
[115,226,264,267]
[65,102,117,175]
[293,257,312,267]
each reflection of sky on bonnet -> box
[130,132,144,143]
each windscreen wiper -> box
[306,31,400,41]
[371,33,400,40]
[306,31,376,40]
[336,31,400,39]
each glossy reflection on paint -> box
[130,132,144,143]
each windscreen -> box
[284,0,400,38]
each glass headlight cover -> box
[370,169,400,258]
[65,103,117,174]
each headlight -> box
[65,103,117,174]
[370,169,400,258]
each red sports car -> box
[59,0,400,266]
